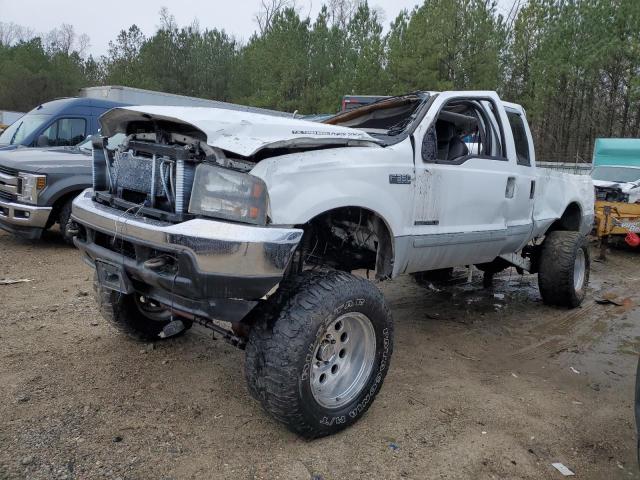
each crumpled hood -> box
[0,146,91,174]
[99,106,380,157]
[593,179,640,203]
[593,179,639,193]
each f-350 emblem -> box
[389,174,411,185]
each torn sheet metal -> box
[99,106,380,158]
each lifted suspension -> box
[157,301,247,349]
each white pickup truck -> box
[71,91,594,438]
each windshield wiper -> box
[9,121,23,145]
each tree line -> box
[1,0,639,162]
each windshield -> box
[592,166,640,183]
[0,113,51,146]
[325,93,428,137]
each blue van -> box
[0,97,128,151]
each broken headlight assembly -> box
[17,173,47,205]
[188,163,269,225]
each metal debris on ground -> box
[594,293,634,310]
[595,295,624,306]
[551,462,575,476]
[0,278,33,285]
[569,367,580,374]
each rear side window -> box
[507,112,530,166]
[40,118,87,147]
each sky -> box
[0,0,515,57]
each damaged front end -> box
[595,184,630,203]
[72,119,304,339]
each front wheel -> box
[94,276,191,341]
[245,270,393,438]
[58,199,76,245]
[538,231,590,308]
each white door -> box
[406,92,516,273]
[502,106,535,252]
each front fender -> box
[40,174,92,207]
[250,142,416,238]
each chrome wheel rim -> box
[574,249,586,292]
[310,312,376,409]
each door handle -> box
[530,180,536,199]
[505,177,516,199]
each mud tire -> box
[94,277,191,341]
[245,270,393,438]
[538,231,590,308]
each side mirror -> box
[36,135,50,147]
[421,125,437,162]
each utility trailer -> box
[79,86,293,118]
[591,139,640,257]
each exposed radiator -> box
[113,151,166,196]
[175,159,196,214]
[99,141,198,217]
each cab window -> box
[422,99,505,163]
[39,118,87,147]
[506,111,531,166]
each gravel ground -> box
[1,229,639,480]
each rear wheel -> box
[94,276,191,341]
[245,270,393,438]
[538,231,590,308]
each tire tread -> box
[538,231,589,308]
[245,270,393,438]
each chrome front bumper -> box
[0,198,52,229]
[71,189,303,278]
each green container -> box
[593,138,640,167]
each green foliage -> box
[1,1,640,160]
[0,38,86,110]
[387,0,506,93]
[234,8,311,111]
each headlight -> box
[188,163,268,225]
[18,173,46,205]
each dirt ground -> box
[1,229,640,480]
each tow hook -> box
[159,319,186,339]
[144,257,167,270]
